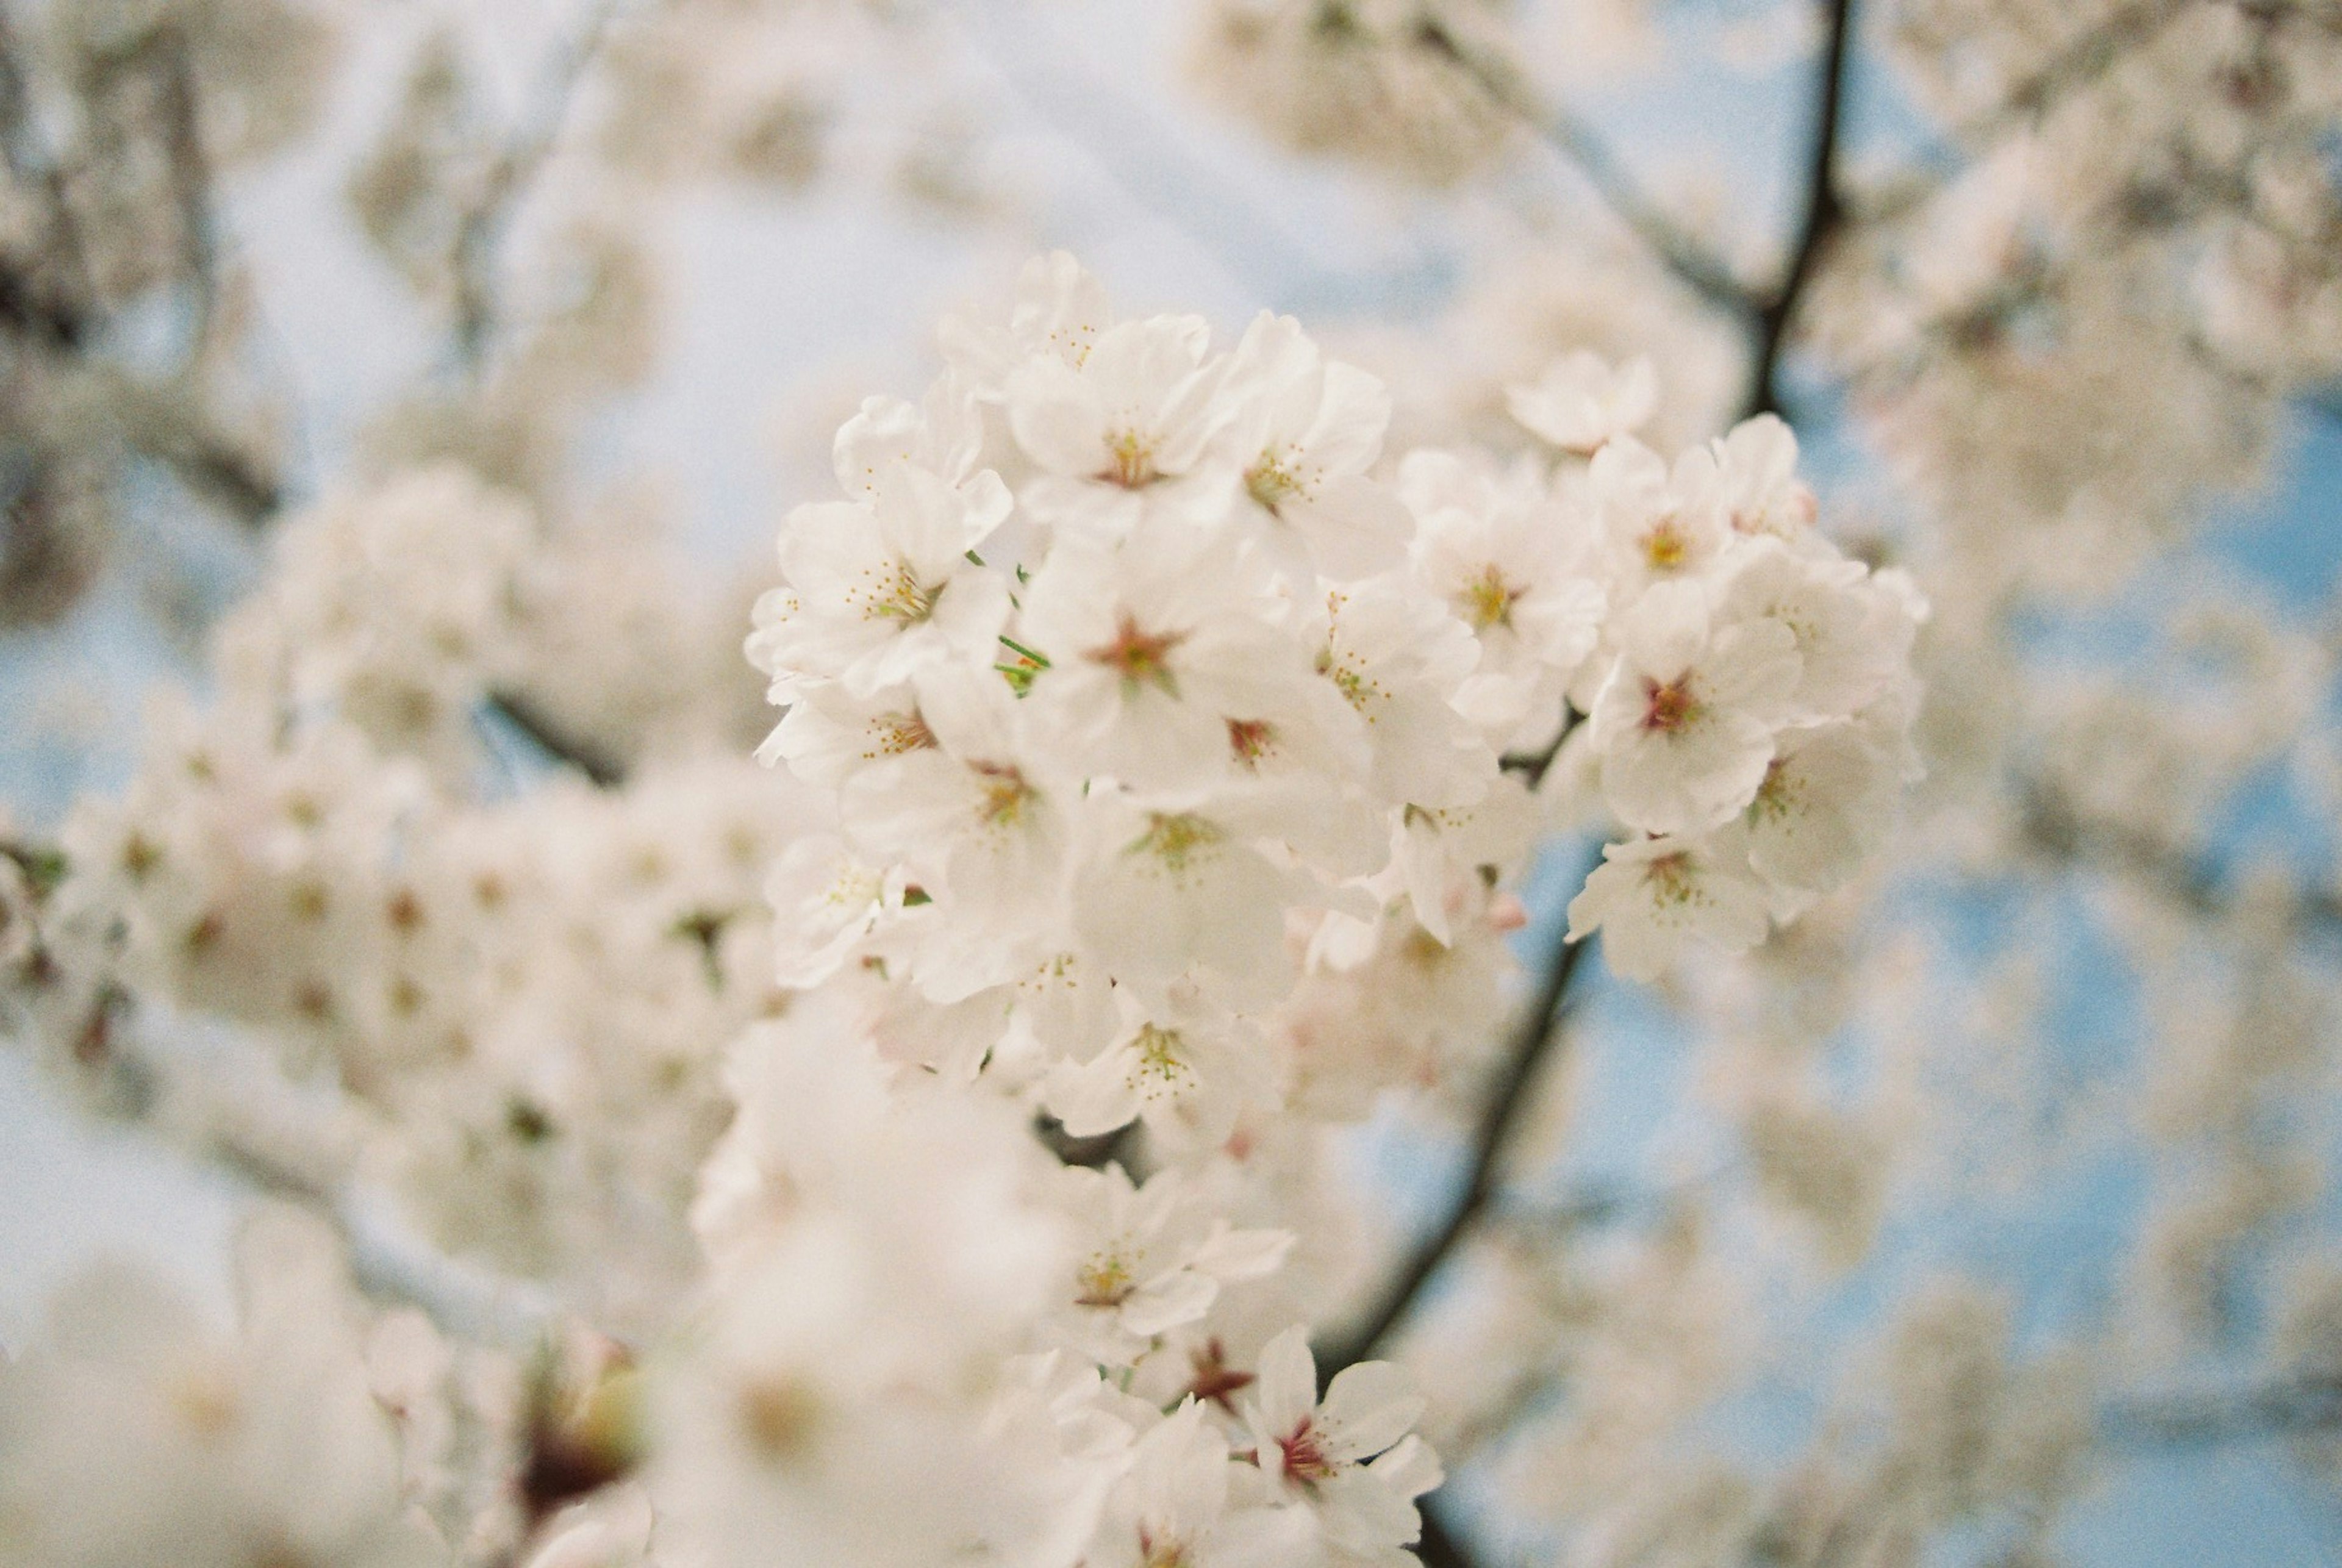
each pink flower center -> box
[1086,612,1187,698]
[1278,1418,1336,1483]
[1643,676,1700,733]
[1227,717,1275,766]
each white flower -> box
[1286,887,1525,1119]
[1710,413,1819,540]
[1017,523,1314,795]
[1402,448,1608,750]
[831,376,988,499]
[840,664,1069,945]
[998,947,1123,1068]
[1045,1165,1292,1365]
[1588,580,1800,836]
[1588,434,1731,598]
[1381,773,1541,945]
[1743,718,1902,912]
[764,832,905,988]
[1508,350,1659,454]
[254,464,535,769]
[940,249,1113,395]
[1070,797,1304,1009]
[658,1025,1086,1568]
[653,1220,1059,1568]
[0,1212,441,1568]
[1007,312,1236,531]
[756,461,1012,698]
[1044,983,1274,1147]
[1564,828,1772,981]
[1310,576,1495,811]
[1083,1399,1241,1568]
[1241,1328,1440,1560]
[1714,540,1899,722]
[1217,310,1413,579]
[754,676,938,790]
[521,1487,656,1568]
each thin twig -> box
[115,373,285,521]
[1317,849,1602,1383]
[0,9,94,348]
[1499,710,1583,790]
[0,15,287,523]
[450,0,623,372]
[1847,0,2194,230]
[150,24,219,349]
[168,435,282,521]
[1744,0,1857,420]
[1414,16,1755,317]
[1528,104,1758,317]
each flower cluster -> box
[664,1017,1441,1568]
[2,2,2335,1564]
[21,468,798,1328]
[0,1209,443,1568]
[751,253,1921,1029]
[695,252,1920,1564]
[1551,410,1926,980]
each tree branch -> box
[2103,1373,2342,1448]
[2307,387,2342,434]
[1527,103,1758,317]
[1317,854,1601,1382]
[0,15,287,526]
[1499,708,1582,789]
[1414,1500,1477,1568]
[2016,779,2342,935]
[0,11,94,349]
[484,690,627,787]
[1745,0,1857,420]
[1847,0,2194,230]
[151,23,220,349]
[449,0,621,373]
[1416,19,1755,318]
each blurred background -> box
[2,1,2340,1563]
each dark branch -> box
[0,261,84,349]
[1499,709,1582,789]
[125,384,285,522]
[169,438,282,523]
[1414,1500,1476,1568]
[2103,1373,2342,1448]
[0,836,66,893]
[0,12,93,348]
[2016,779,2342,934]
[1034,1114,1143,1173]
[0,15,286,525]
[1317,853,1601,1382]
[484,691,626,787]
[151,24,220,348]
[1745,0,1857,420]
